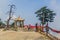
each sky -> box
[0,0,60,37]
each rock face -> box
[0,31,51,40]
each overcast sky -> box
[0,0,60,30]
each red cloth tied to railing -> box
[30,25,35,29]
[51,29,60,33]
[29,25,44,32]
[49,27,60,33]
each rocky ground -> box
[0,30,51,40]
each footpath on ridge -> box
[0,31,51,40]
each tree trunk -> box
[6,20,9,29]
[42,24,44,32]
[6,17,11,30]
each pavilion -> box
[14,17,24,27]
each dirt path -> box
[0,31,50,40]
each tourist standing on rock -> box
[28,25,30,31]
[45,23,49,36]
[35,23,38,32]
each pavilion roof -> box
[14,17,24,21]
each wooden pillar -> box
[19,20,24,28]
[19,21,22,27]
[21,21,22,27]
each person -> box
[28,25,30,31]
[45,23,49,36]
[35,23,38,32]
